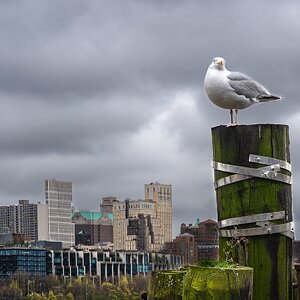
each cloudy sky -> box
[1,1,300,237]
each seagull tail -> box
[257,94,283,103]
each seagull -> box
[204,57,282,125]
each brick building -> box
[165,233,198,264]
[180,218,219,260]
[72,211,113,246]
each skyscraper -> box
[144,182,173,244]
[113,199,156,251]
[113,182,173,252]
[0,200,48,241]
[45,179,74,248]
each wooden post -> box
[212,124,293,300]
[182,266,253,300]
[292,241,300,299]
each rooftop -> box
[73,211,113,221]
[179,233,194,237]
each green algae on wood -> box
[147,269,187,300]
[182,265,253,300]
[211,124,293,300]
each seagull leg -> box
[227,109,238,127]
[235,109,238,125]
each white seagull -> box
[204,57,282,125]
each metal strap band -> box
[256,221,294,239]
[219,211,286,228]
[249,154,291,172]
[219,222,294,239]
[214,174,251,189]
[213,161,292,188]
[213,161,280,177]
[214,164,292,189]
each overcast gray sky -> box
[0,0,299,237]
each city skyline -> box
[0,1,300,238]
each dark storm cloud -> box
[0,96,159,155]
[0,0,300,236]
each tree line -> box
[0,273,149,300]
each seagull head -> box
[210,57,226,70]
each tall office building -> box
[45,179,75,248]
[144,182,173,244]
[113,182,172,252]
[0,200,48,241]
[113,199,156,251]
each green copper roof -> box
[194,217,200,226]
[74,211,113,221]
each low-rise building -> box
[180,218,219,260]
[0,248,47,277]
[0,247,184,281]
[0,233,26,246]
[48,249,183,280]
[72,211,113,246]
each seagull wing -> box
[227,72,270,101]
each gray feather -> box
[227,72,251,81]
[227,72,269,99]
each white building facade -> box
[45,179,75,248]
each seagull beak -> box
[216,59,224,66]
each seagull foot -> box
[226,123,238,127]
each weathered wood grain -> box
[212,124,292,300]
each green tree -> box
[55,292,65,300]
[44,275,60,292]
[110,276,140,300]
[9,279,23,298]
[27,292,47,300]
[47,290,57,300]
[65,292,75,300]
[129,274,150,294]
[101,282,114,299]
